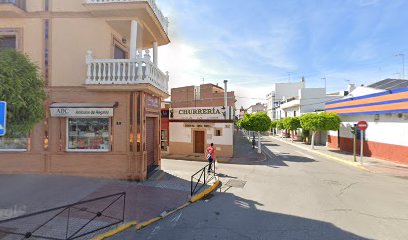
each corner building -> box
[0,0,170,180]
[169,84,235,157]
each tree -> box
[240,112,271,153]
[0,49,46,137]
[300,112,341,149]
[282,117,301,141]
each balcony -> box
[84,0,169,47]
[85,50,169,97]
[0,0,26,16]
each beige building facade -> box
[169,83,235,158]
[0,0,170,180]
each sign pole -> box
[360,130,364,164]
[353,126,356,162]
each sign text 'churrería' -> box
[170,106,233,120]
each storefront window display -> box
[0,133,28,151]
[67,118,110,151]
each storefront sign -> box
[170,106,233,120]
[50,108,113,117]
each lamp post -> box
[395,53,405,80]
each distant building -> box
[246,102,267,114]
[238,106,246,119]
[168,83,235,157]
[266,81,305,120]
[160,101,171,153]
[326,79,408,164]
[279,88,347,118]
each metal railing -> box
[0,0,26,10]
[0,192,126,240]
[191,162,216,196]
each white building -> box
[279,88,347,118]
[246,102,267,114]
[266,81,305,120]
[326,79,408,165]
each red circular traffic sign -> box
[357,121,368,131]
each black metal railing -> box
[0,0,26,10]
[190,162,216,196]
[0,192,126,240]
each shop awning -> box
[49,102,118,117]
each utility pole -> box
[395,53,405,79]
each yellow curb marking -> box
[92,179,221,238]
[190,179,221,203]
[91,221,137,240]
[271,136,369,171]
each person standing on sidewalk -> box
[206,143,215,173]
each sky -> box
[156,0,408,108]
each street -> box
[117,135,408,240]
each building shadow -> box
[128,184,371,240]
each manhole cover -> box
[225,179,247,188]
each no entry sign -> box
[357,121,368,131]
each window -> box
[0,35,16,51]
[67,118,110,152]
[0,133,28,151]
[214,129,222,136]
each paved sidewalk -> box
[162,130,266,164]
[0,170,191,239]
[266,135,408,177]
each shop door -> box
[146,117,156,173]
[194,131,205,154]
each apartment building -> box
[169,83,235,157]
[266,81,305,120]
[0,0,170,180]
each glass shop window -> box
[67,118,110,152]
[0,133,28,151]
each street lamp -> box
[395,53,405,80]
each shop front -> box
[168,106,234,157]
[0,88,162,180]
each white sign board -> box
[50,108,114,117]
[170,106,233,120]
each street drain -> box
[225,179,247,188]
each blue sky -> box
[157,0,408,107]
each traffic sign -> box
[357,121,368,131]
[0,101,6,136]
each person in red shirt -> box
[206,143,215,173]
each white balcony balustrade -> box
[85,50,169,94]
[86,0,169,34]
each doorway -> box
[146,117,157,173]
[194,131,205,154]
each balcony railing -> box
[86,0,169,34]
[0,0,25,9]
[85,50,169,94]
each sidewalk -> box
[162,130,266,164]
[267,135,408,177]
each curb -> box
[270,136,369,171]
[92,221,138,240]
[92,179,221,239]
[162,155,231,163]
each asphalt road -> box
[120,136,408,240]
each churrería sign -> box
[170,106,233,120]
